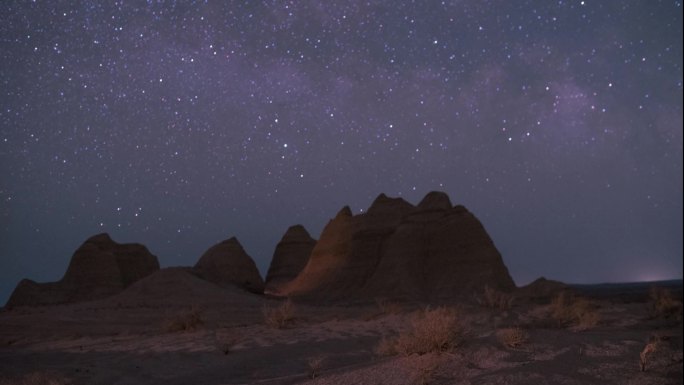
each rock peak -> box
[368,193,390,209]
[221,236,242,246]
[283,225,312,240]
[367,193,413,214]
[85,233,115,244]
[194,237,264,294]
[335,206,353,219]
[418,191,453,210]
[265,225,317,295]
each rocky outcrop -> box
[110,267,264,308]
[283,191,515,301]
[516,277,568,301]
[264,225,316,295]
[6,233,160,307]
[193,237,265,294]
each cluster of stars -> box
[0,1,681,303]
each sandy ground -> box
[0,284,682,385]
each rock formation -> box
[193,237,265,294]
[111,267,264,308]
[516,277,569,302]
[283,191,515,301]
[6,233,160,307]
[264,225,316,295]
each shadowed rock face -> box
[264,225,316,295]
[193,237,265,294]
[6,233,160,307]
[284,191,515,301]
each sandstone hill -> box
[6,233,159,307]
[282,191,515,301]
[193,237,265,294]
[109,267,264,308]
[264,225,316,295]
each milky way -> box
[1,1,682,303]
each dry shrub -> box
[215,335,236,355]
[307,356,324,379]
[479,285,513,310]
[404,353,443,385]
[376,297,403,315]
[549,292,600,330]
[0,372,71,385]
[649,287,683,319]
[163,306,203,332]
[263,298,295,329]
[375,336,396,356]
[640,341,658,372]
[496,327,529,348]
[376,307,463,356]
[218,341,232,355]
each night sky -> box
[1,1,682,304]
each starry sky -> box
[1,1,682,305]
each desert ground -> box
[0,277,681,385]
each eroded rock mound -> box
[516,277,569,301]
[284,191,515,301]
[111,267,264,308]
[264,225,316,295]
[6,233,160,307]
[193,237,265,294]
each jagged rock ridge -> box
[283,191,515,300]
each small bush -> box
[404,353,442,385]
[496,327,529,348]
[576,306,601,330]
[376,307,463,356]
[216,337,235,355]
[479,285,513,310]
[375,336,397,356]
[163,306,203,332]
[263,298,295,329]
[307,356,324,379]
[640,341,658,372]
[649,287,683,319]
[376,297,403,315]
[549,292,600,330]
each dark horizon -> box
[1,2,682,306]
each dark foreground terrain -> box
[0,280,682,385]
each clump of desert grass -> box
[496,327,529,348]
[214,331,238,355]
[403,353,444,385]
[649,287,683,319]
[263,298,295,329]
[376,297,403,315]
[639,340,658,372]
[307,356,325,379]
[549,291,600,330]
[363,297,404,321]
[478,285,513,310]
[162,306,203,332]
[376,307,464,356]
